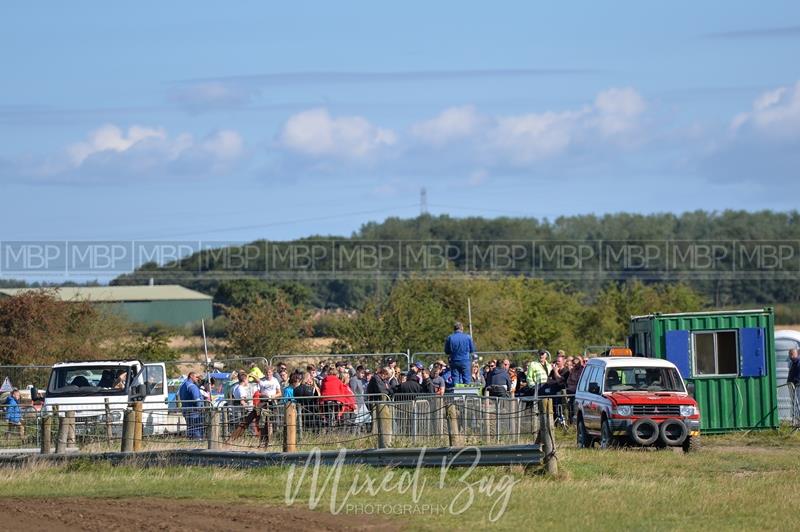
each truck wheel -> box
[682,434,701,453]
[600,418,615,449]
[659,419,688,446]
[577,417,592,448]
[630,418,659,446]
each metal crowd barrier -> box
[411,350,544,367]
[789,383,800,429]
[1,390,573,452]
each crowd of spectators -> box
[174,349,590,435]
[0,348,591,442]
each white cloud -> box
[592,87,646,137]
[408,87,646,165]
[271,89,646,175]
[700,81,800,184]
[202,129,244,160]
[411,105,480,146]
[67,125,167,165]
[22,125,246,184]
[488,109,586,163]
[730,82,800,137]
[279,108,396,160]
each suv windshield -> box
[604,366,684,392]
[47,366,134,397]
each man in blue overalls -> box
[178,372,204,439]
[444,321,475,386]
[4,388,23,439]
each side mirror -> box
[130,383,146,400]
[588,382,601,395]
[686,381,695,397]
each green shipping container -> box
[629,308,779,433]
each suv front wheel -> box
[682,434,701,453]
[599,418,615,449]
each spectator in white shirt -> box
[232,372,253,407]
[258,366,282,400]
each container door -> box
[739,328,766,378]
[665,330,691,379]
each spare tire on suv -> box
[630,418,659,446]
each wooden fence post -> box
[121,409,134,452]
[531,400,540,441]
[537,398,558,476]
[446,403,464,447]
[132,401,143,452]
[221,407,229,440]
[55,411,74,454]
[434,396,445,436]
[260,404,274,448]
[40,415,52,454]
[377,402,393,448]
[66,410,76,446]
[207,408,220,450]
[482,396,492,442]
[55,415,67,454]
[104,398,113,444]
[284,402,297,452]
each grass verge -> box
[1,429,798,531]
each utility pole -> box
[420,187,428,215]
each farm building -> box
[629,308,779,433]
[0,285,212,327]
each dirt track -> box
[0,497,401,532]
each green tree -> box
[223,292,311,357]
[120,329,180,363]
[579,281,706,345]
[511,279,584,353]
[0,290,125,365]
[214,279,311,312]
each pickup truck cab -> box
[44,359,183,435]
[574,357,700,452]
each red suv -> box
[574,357,701,452]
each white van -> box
[44,359,184,435]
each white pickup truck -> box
[43,359,184,436]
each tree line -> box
[109,210,800,313]
[0,279,706,367]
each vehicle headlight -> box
[680,405,697,417]
[614,405,632,416]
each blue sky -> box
[1,1,799,244]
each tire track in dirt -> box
[0,497,401,532]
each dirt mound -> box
[0,497,400,532]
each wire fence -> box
[411,350,541,367]
[0,392,574,452]
[788,383,800,429]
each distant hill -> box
[112,210,800,309]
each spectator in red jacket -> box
[320,368,356,419]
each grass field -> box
[1,427,799,531]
